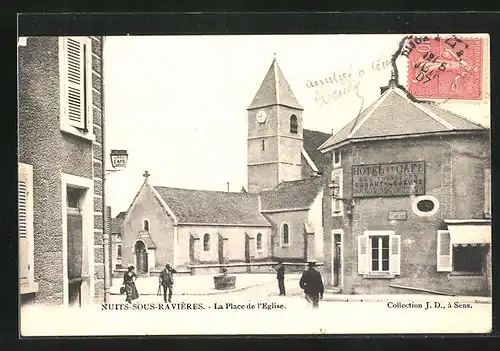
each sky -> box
[103,34,490,216]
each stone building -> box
[18,36,106,306]
[111,211,126,270]
[118,58,330,271]
[319,79,491,296]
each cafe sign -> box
[352,161,425,198]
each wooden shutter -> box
[18,163,33,284]
[331,170,343,214]
[357,235,369,274]
[484,169,491,218]
[67,212,83,280]
[64,37,86,129]
[437,230,452,272]
[389,235,401,275]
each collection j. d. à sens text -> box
[387,301,473,310]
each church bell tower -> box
[247,57,304,193]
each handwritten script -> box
[308,57,392,108]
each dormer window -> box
[290,115,298,134]
[333,150,341,168]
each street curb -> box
[110,278,301,297]
[321,295,492,304]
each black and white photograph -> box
[18,31,491,335]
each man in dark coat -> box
[299,260,324,308]
[273,258,286,296]
[159,263,177,303]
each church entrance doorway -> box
[134,240,148,274]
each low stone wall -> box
[186,261,323,275]
[112,268,191,278]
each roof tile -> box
[260,176,324,211]
[248,59,303,110]
[303,129,331,172]
[319,87,486,151]
[154,187,270,226]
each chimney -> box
[227,182,230,192]
[380,70,397,95]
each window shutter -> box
[484,169,491,218]
[357,235,369,274]
[18,163,33,284]
[64,37,86,129]
[331,170,343,214]
[389,235,401,275]
[437,230,452,272]
[67,212,83,279]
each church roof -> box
[111,217,124,234]
[154,186,271,227]
[260,176,324,212]
[319,86,487,151]
[303,129,331,173]
[248,58,303,110]
[116,211,127,219]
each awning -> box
[190,232,199,240]
[304,222,314,234]
[138,231,157,249]
[446,223,491,245]
[218,232,229,240]
[142,236,156,249]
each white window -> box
[143,219,150,232]
[59,36,94,140]
[256,233,263,252]
[281,223,290,247]
[358,231,400,276]
[436,230,488,275]
[333,149,341,168]
[331,169,343,217]
[290,115,298,134]
[484,168,491,218]
[19,163,38,294]
[203,233,211,251]
[412,195,439,217]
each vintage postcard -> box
[18,33,491,336]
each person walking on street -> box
[271,258,286,296]
[159,263,177,303]
[299,260,324,308]
[122,264,139,303]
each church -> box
[118,58,331,273]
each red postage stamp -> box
[405,36,483,100]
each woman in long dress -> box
[123,264,139,303]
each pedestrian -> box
[122,264,139,303]
[159,263,177,303]
[271,258,286,296]
[299,260,324,309]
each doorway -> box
[67,187,84,307]
[332,233,343,287]
[134,240,148,274]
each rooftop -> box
[319,86,487,151]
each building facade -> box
[319,81,491,296]
[18,36,106,306]
[111,212,125,270]
[117,59,330,272]
[120,178,272,271]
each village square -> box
[18,33,492,335]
